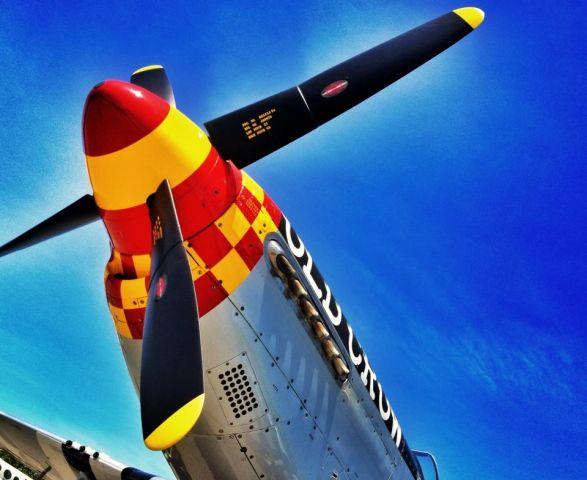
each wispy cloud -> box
[328,230,587,425]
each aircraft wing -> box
[0,412,166,480]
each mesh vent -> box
[209,353,267,426]
[219,363,260,419]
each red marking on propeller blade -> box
[155,275,167,300]
[321,80,348,98]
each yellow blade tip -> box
[144,394,205,451]
[133,64,164,75]
[453,7,485,29]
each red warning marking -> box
[321,80,348,98]
[155,275,166,300]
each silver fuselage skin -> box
[120,221,418,480]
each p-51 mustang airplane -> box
[0,7,484,480]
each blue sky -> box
[0,1,585,478]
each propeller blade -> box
[204,7,484,168]
[140,179,204,451]
[131,65,176,107]
[0,194,99,258]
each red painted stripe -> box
[99,146,235,255]
[190,224,232,268]
[83,80,170,156]
[235,227,263,270]
[105,275,123,308]
[100,203,151,255]
[174,149,240,240]
[120,253,137,278]
[125,308,146,339]
[263,193,283,226]
[195,273,228,316]
[236,187,261,224]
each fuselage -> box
[83,80,421,480]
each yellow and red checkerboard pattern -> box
[104,171,282,339]
[104,250,150,339]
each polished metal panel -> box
[117,236,413,479]
[118,335,142,393]
[208,353,267,428]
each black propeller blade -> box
[204,8,484,168]
[140,179,204,451]
[131,65,176,107]
[0,194,99,258]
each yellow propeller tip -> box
[453,7,485,29]
[144,394,205,451]
[133,65,164,75]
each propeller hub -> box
[82,79,228,255]
[83,80,169,157]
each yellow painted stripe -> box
[185,242,208,279]
[252,206,278,243]
[107,250,124,275]
[120,277,149,310]
[86,107,211,210]
[133,65,164,75]
[216,204,251,247]
[116,321,132,339]
[211,249,250,293]
[145,394,205,450]
[453,7,485,29]
[242,171,265,204]
[108,304,133,338]
[133,254,151,278]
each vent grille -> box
[209,353,267,426]
[219,363,260,419]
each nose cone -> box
[83,80,170,156]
